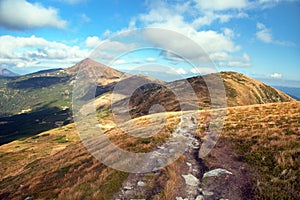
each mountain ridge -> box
[0,67,19,77]
[0,58,298,199]
[0,59,295,145]
[124,71,294,118]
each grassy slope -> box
[0,63,297,199]
[0,70,293,144]
[0,71,72,117]
[0,109,180,199]
[222,101,300,199]
[126,72,294,119]
[0,101,299,199]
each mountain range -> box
[0,58,293,144]
[0,58,298,199]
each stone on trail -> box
[182,174,199,186]
[203,168,233,178]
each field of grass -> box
[223,101,300,199]
[0,101,299,199]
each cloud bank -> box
[0,0,66,30]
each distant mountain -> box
[0,58,123,117]
[0,59,298,199]
[0,58,127,144]
[66,58,124,85]
[0,59,295,145]
[0,58,164,144]
[118,71,294,118]
[273,86,300,100]
[0,67,19,77]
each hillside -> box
[0,58,124,144]
[0,59,297,199]
[123,71,293,119]
[0,101,299,199]
[0,67,19,77]
[0,58,124,117]
[0,58,295,145]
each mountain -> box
[66,58,124,85]
[0,67,19,77]
[0,58,125,116]
[120,71,294,119]
[0,58,162,144]
[0,58,298,199]
[0,59,295,145]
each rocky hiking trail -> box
[112,113,253,200]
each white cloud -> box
[86,36,101,48]
[190,67,217,74]
[176,68,188,75]
[0,0,66,30]
[112,59,127,65]
[269,72,283,78]
[227,60,251,67]
[145,58,157,62]
[140,16,240,53]
[58,0,87,4]
[242,53,251,63]
[101,40,137,52]
[192,11,248,28]
[134,1,251,68]
[256,22,294,46]
[256,23,273,43]
[258,0,294,4]
[210,52,251,67]
[223,28,235,38]
[102,30,112,38]
[80,13,90,23]
[194,0,249,11]
[0,35,89,69]
[259,0,274,2]
[86,36,137,52]
[141,27,241,66]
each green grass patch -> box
[98,170,128,199]
[52,135,69,143]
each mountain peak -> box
[77,58,97,65]
[0,67,19,77]
[66,58,124,85]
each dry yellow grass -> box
[0,123,79,180]
[222,101,300,199]
[163,155,186,200]
[0,101,299,199]
[106,112,181,153]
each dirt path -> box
[112,113,205,200]
[199,138,254,200]
[112,113,253,200]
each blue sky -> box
[0,0,299,86]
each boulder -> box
[182,174,199,186]
[203,168,232,178]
